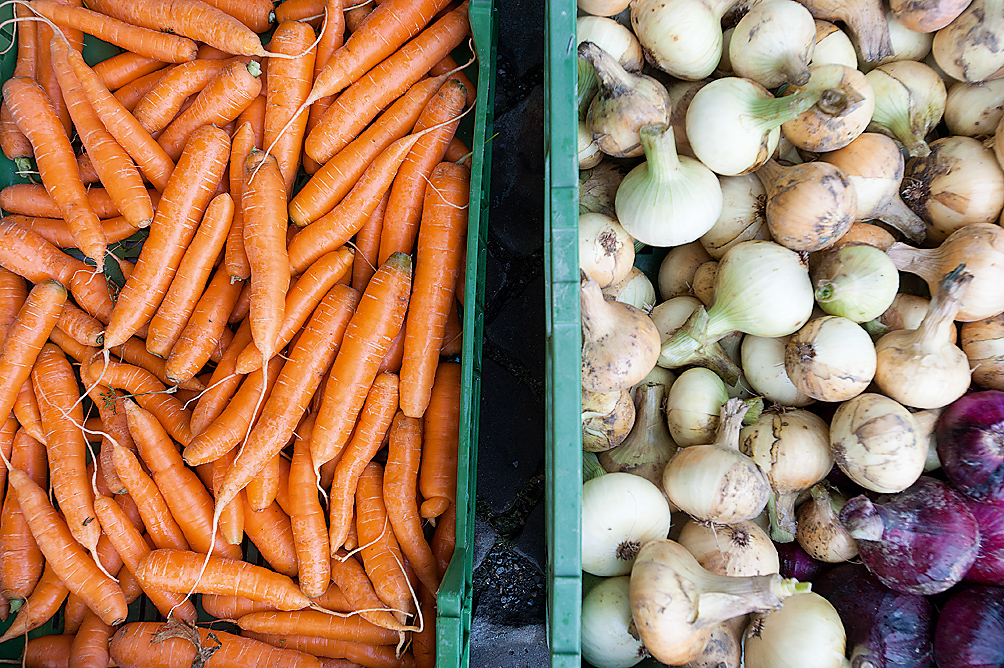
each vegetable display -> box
[574,0,1004,664]
[0,0,479,665]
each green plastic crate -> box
[544,0,582,667]
[0,2,496,665]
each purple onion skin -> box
[964,498,1004,585]
[814,564,934,668]
[839,477,981,595]
[936,390,1004,506]
[776,540,828,581]
[933,585,1004,668]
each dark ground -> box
[469,0,549,664]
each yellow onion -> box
[795,485,858,563]
[730,0,816,88]
[741,335,815,407]
[932,0,1004,84]
[631,0,740,80]
[866,60,946,158]
[760,160,857,252]
[945,79,1004,137]
[700,174,771,260]
[658,242,712,300]
[785,316,876,402]
[961,312,1004,390]
[811,244,900,323]
[577,16,643,71]
[781,65,875,153]
[799,0,893,62]
[678,519,780,576]
[583,388,636,452]
[810,21,857,69]
[890,0,971,32]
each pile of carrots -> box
[0,0,477,665]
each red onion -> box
[775,540,828,582]
[964,499,1004,585]
[933,585,1004,668]
[813,563,934,668]
[839,476,981,595]
[936,390,1004,505]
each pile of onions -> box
[784,315,877,403]
[935,390,1004,506]
[811,243,900,323]
[677,519,780,576]
[744,593,850,668]
[961,313,1004,390]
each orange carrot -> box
[77,362,134,494]
[413,584,436,668]
[224,121,256,282]
[54,302,101,348]
[328,550,405,631]
[274,0,325,23]
[204,0,276,33]
[289,420,329,598]
[0,218,86,287]
[264,20,316,193]
[241,496,299,578]
[67,609,114,668]
[244,631,410,668]
[132,58,230,132]
[302,0,345,176]
[431,501,455,580]
[112,68,169,111]
[237,610,399,645]
[201,593,277,619]
[0,418,13,510]
[440,298,463,356]
[246,450,280,512]
[419,362,460,519]
[13,377,44,445]
[343,2,373,32]
[0,428,47,601]
[24,634,74,667]
[0,562,67,642]
[109,336,205,392]
[444,136,472,166]
[189,319,252,435]
[213,447,245,545]
[111,444,190,552]
[351,191,387,292]
[92,360,194,445]
[430,54,476,106]
[0,182,139,219]
[0,4,37,170]
[92,52,166,91]
[6,215,141,248]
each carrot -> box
[224,121,256,282]
[2,76,106,269]
[157,60,262,161]
[302,0,345,176]
[236,610,399,645]
[384,412,438,594]
[67,268,116,325]
[124,401,241,559]
[242,496,299,578]
[377,320,405,375]
[197,43,232,60]
[92,52,166,91]
[110,336,205,392]
[343,2,373,32]
[202,593,277,619]
[13,377,45,445]
[419,362,460,519]
[235,247,353,374]
[28,0,200,63]
[23,634,74,668]
[0,429,47,600]
[440,298,463,357]
[66,609,113,668]
[0,4,37,170]
[444,136,472,167]
[92,493,198,621]
[181,355,281,466]
[399,162,468,417]
[132,58,230,132]
[77,151,100,183]
[0,418,13,510]
[213,447,244,545]
[35,9,78,139]
[65,46,175,192]
[304,3,469,163]
[164,267,244,384]
[216,285,360,511]
[54,303,101,347]
[77,363,134,494]
[47,327,92,364]
[287,135,424,274]
[204,0,276,33]
[136,549,310,609]
[310,253,411,471]
[6,215,141,248]
[378,81,466,265]
[264,20,316,193]
[113,68,168,111]
[274,0,325,23]
[329,550,405,632]
[91,360,194,445]
[0,562,67,642]
[146,192,234,356]
[412,585,435,668]
[32,341,100,554]
[103,124,230,349]
[243,631,410,668]
[239,92,268,146]
[430,54,476,106]
[0,267,27,337]
[351,191,388,292]
[88,0,277,58]
[289,420,329,598]
[117,561,144,603]
[0,218,85,286]
[289,75,444,226]
[305,0,452,106]
[6,469,128,624]
[111,444,190,552]
[430,500,455,580]
[189,319,252,435]
[326,372,399,552]
[246,450,280,512]
[1,183,137,219]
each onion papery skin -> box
[781,65,875,153]
[700,173,771,260]
[678,519,780,577]
[765,162,857,252]
[813,563,935,668]
[811,21,858,69]
[933,586,1004,668]
[577,16,644,72]
[581,576,649,668]
[932,0,1004,84]
[730,0,816,89]
[890,0,971,33]
[839,476,981,595]
[784,316,877,403]
[866,60,946,158]
[795,485,859,563]
[741,335,815,407]
[945,79,1004,137]
[630,0,736,81]
[800,0,893,62]
[658,242,713,300]
[812,244,900,324]
[962,498,1004,585]
[579,212,635,288]
[935,390,1004,505]
[961,313,1004,390]
[743,593,850,668]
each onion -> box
[599,383,677,494]
[579,213,634,289]
[658,242,712,300]
[785,316,876,403]
[834,222,897,250]
[757,160,856,253]
[811,244,900,323]
[579,121,603,169]
[858,8,934,70]
[865,60,947,158]
[962,498,1004,584]
[602,267,656,312]
[912,407,944,472]
[578,57,599,121]
[632,364,675,396]
[582,472,672,576]
[890,0,970,32]
[830,393,926,493]
[820,133,927,243]
[700,173,771,259]
[581,274,661,392]
[581,576,647,668]
[666,78,710,159]
[740,408,833,542]
[580,42,671,159]
[813,563,936,668]
[614,124,723,247]
[886,223,1004,322]
[946,79,1004,137]
[730,0,816,88]
[795,485,858,563]
[679,620,745,668]
[961,312,1004,390]
[776,541,829,581]
[652,298,739,378]
[932,0,1004,84]
[840,476,980,594]
[678,519,781,576]
[577,16,643,72]
[864,292,959,343]
[580,163,626,219]
[664,398,771,524]
[578,0,631,17]
[781,65,875,153]
[811,21,858,69]
[584,451,606,482]
[902,135,1004,244]
[630,0,739,80]
[582,388,636,452]
[629,539,808,666]
[744,593,850,668]
[690,262,717,307]
[741,335,815,407]
[933,586,1004,668]
[665,367,728,447]
[799,0,893,62]
[935,389,1004,505]
[873,265,973,409]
